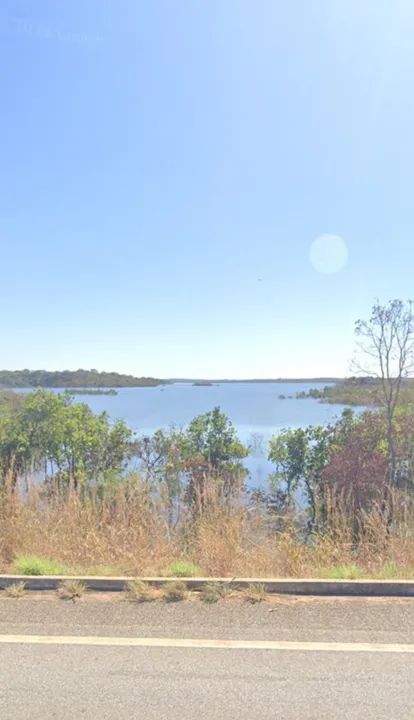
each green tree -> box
[183,407,248,511]
[185,407,247,468]
[268,424,333,530]
[0,413,31,490]
[57,402,132,489]
[0,390,133,491]
[135,429,186,523]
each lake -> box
[62,382,355,489]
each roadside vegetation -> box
[1,300,414,580]
[242,583,266,603]
[126,579,159,602]
[166,561,200,577]
[161,581,188,602]
[4,581,26,598]
[58,579,86,601]
[12,555,67,576]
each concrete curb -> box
[1,576,414,596]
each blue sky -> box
[1,1,414,378]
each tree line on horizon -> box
[0,368,167,388]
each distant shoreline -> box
[0,378,342,389]
[0,369,344,389]
[171,378,342,384]
[0,369,169,389]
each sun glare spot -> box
[309,234,348,274]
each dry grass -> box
[125,579,158,602]
[0,481,178,576]
[200,580,235,603]
[161,580,188,602]
[2,481,414,580]
[243,582,266,603]
[58,579,86,601]
[4,581,26,598]
[200,582,222,604]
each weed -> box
[4,581,26,598]
[126,579,158,602]
[200,579,236,603]
[200,582,223,604]
[244,582,266,603]
[58,580,86,601]
[380,561,399,579]
[13,555,67,576]
[162,580,188,602]
[166,561,200,577]
[324,564,364,580]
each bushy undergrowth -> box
[2,480,414,579]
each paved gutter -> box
[2,575,414,596]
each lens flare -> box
[310,234,349,274]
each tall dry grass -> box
[2,476,414,577]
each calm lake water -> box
[61,382,355,489]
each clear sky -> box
[1,1,414,379]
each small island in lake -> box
[193,380,214,386]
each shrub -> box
[12,555,67,576]
[200,582,223,604]
[200,580,235,603]
[126,579,157,602]
[162,580,188,602]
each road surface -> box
[1,594,414,719]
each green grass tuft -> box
[324,564,364,580]
[12,555,67,576]
[165,560,200,577]
[379,561,399,579]
[244,582,266,603]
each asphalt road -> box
[1,595,414,719]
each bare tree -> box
[354,299,414,485]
